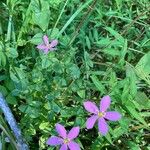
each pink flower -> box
[46,124,80,150]
[37,35,58,54]
[83,95,121,135]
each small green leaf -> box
[30,33,43,45]
[102,48,120,56]
[105,132,113,144]
[47,28,60,39]
[6,47,18,58]
[126,64,137,97]
[86,36,91,49]
[125,101,148,127]
[135,52,150,85]
[0,48,6,67]
[127,141,141,150]
[96,38,110,46]
[77,90,85,98]
[135,92,150,109]
[0,85,8,96]
[6,93,17,105]
[91,75,105,94]
[39,122,49,130]
[84,51,93,68]
[136,51,150,74]
[67,64,80,79]
[105,27,125,43]
[31,0,50,31]
[42,58,52,69]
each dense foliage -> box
[0,0,150,149]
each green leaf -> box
[52,102,61,113]
[84,51,93,68]
[10,67,26,83]
[33,12,50,31]
[67,64,80,79]
[6,93,17,105]
[126,64,137,97]
[48,0,62,8]
[39,122,49,130]
[0,44,6,68]
[9,66,28,90]
[102,48,120,56]
[93,28,99,41]
[41,57,52,69]
[136,51,150,74]
[0,50,6,68]
[18,105,40,118]
[105,132,113,144]
[6,47,18,58]
[115,0,122,10]
[91,75,105,94]
[0,85,8,96]
[86,36,91,49]
[77,90,85,99]
[113,118,130,138]
[47,28,59,39]
[30,33,43,45]
[105,27,125,43]
[135,92,150,109]
[31,0,50,31]
[75,117,85,126]
[119,39,127,65]
[125,101,148,127]
[127,141,141,150]
[135,52,150,85]
[96,38,110,46]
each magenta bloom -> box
[46,124,80,150]
[84,95,121,135]
[37,35,58,54]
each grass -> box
[0,0,150,149]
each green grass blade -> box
[53,0,70,30]
[57,0,93,38]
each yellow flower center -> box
[64,138,70,144]
[98,112,105,118]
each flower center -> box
[63,138,70,144]
[47,44,51,48]
[98,112,105,118]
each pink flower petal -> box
[50,39,58,48]
[98,117,108,136]
[83,101,99,114]
[43,35,49,45]
[67,127,80,140]
[46,136,63,145]
[100,95,111,112]
[55,124,67,138]
[86,115,98,129]
[37,44,47,50]
[68,141,80,150]
[60,144,68,150]
[105,111,121,121]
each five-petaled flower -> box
[84,95,121,135]
[46,123,80,150]
[37,35,58,54]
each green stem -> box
[0,123,18,150]
[57,0,93,38]
[50,0,70,38]
[6,15,12,42]
[68,0,98,46]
